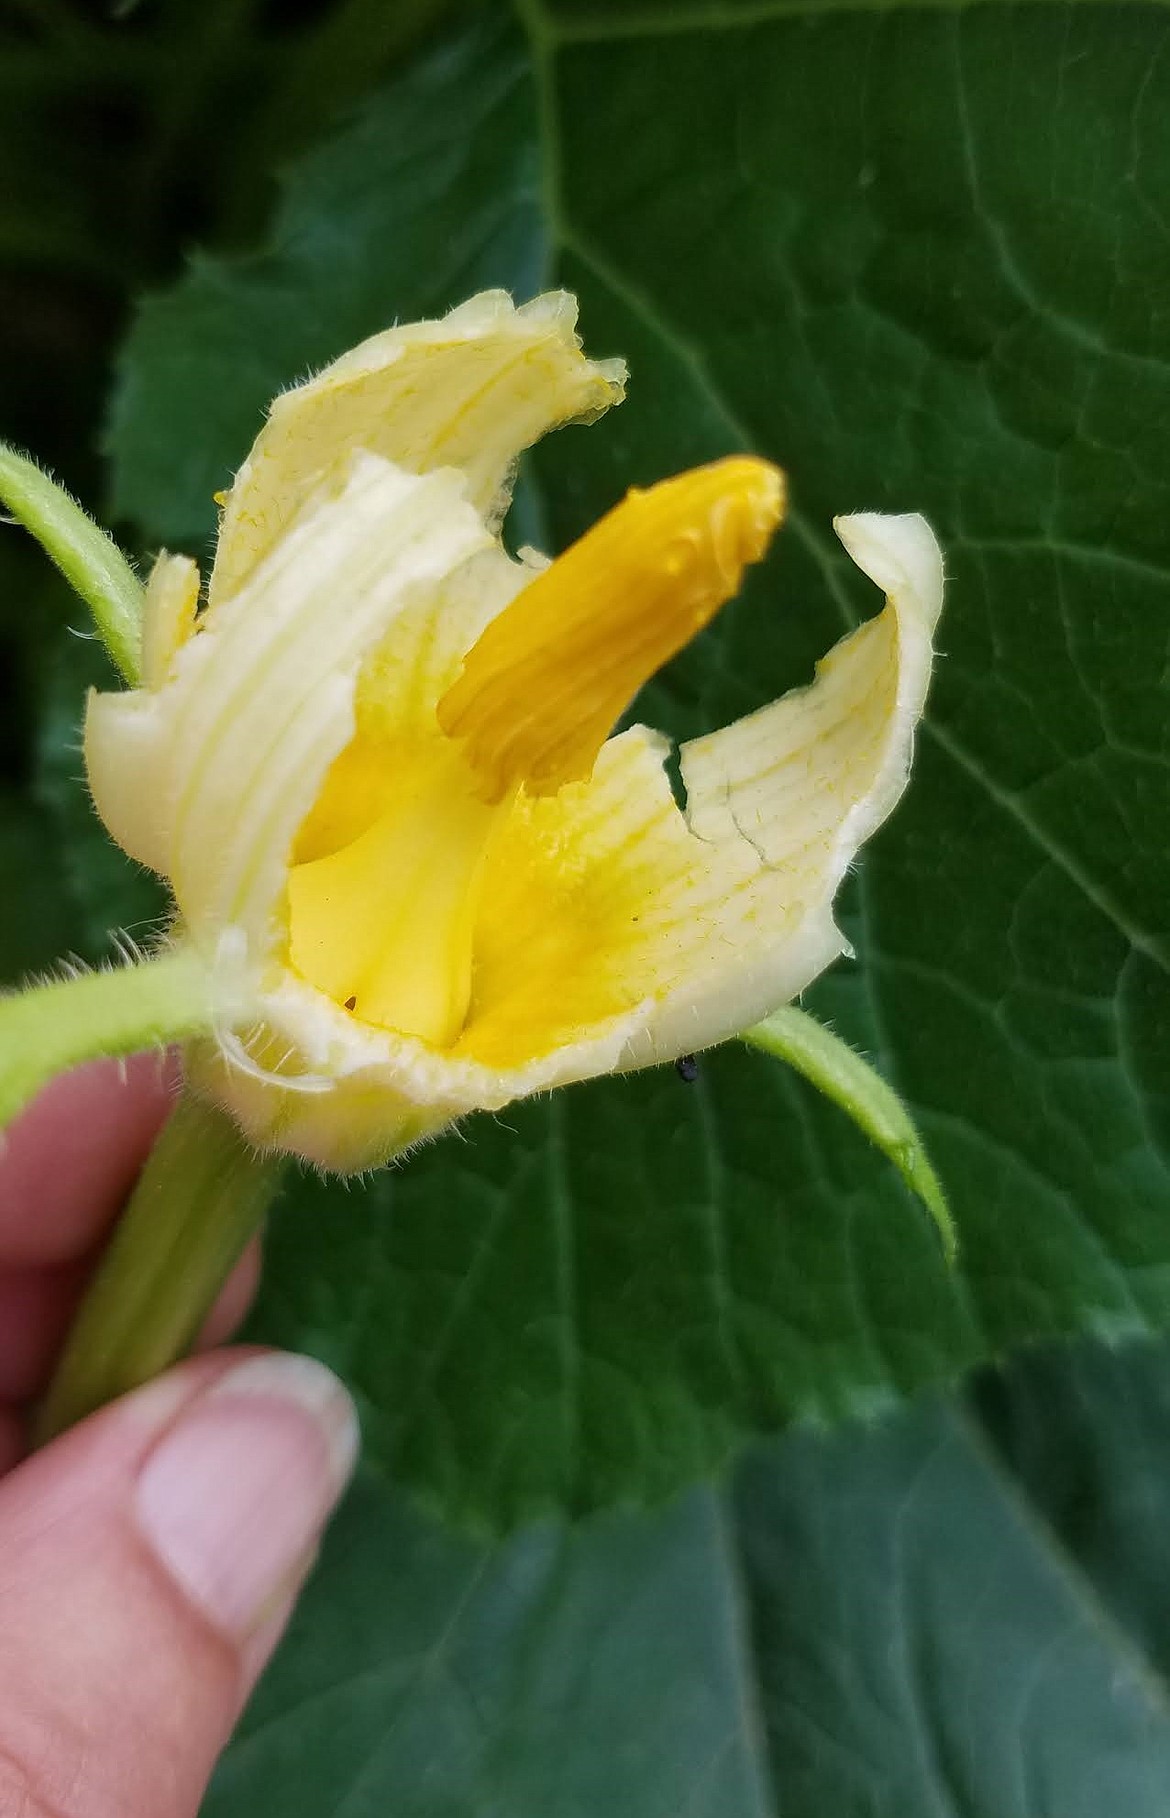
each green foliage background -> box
[4,0,1170,1810]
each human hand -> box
[0,1058,359,1818]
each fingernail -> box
[134,1354,359,1639]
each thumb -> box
[0,1350,358,1818]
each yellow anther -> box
[437,455,785,802]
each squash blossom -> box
[85,291,942,1171]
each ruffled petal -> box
[452,512,942,1075]
[209,291,625,607]
[85,687,174,874]
[629,510,943,1060]
[680,511,942,872]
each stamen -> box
[437,455,785,802]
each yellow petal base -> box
[287,741,500,1044]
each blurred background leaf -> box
[3,0,1170,1812]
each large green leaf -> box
[9,3,1170,1814]
[980,1336,1170,1683]
[103,1,1170,1518]
[206,1337,1170,1817]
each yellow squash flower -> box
[85,291,942,1171]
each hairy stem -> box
[35,1091,281,1442]
[0,442,144,683]
[0,948,218,1132]
[743,1004,956,1259]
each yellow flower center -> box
[286,455,784,1045]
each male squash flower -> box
[84,291,942,1171]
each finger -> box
[0,1408,22,1476]
[0,1233,263,1414]
[0,1260,87,1403]
[0,1054,175,1266]
[194,1235,264,1351]
[0,1348,358,1818]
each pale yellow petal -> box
[681,511,942,869]
[209,290,625,607]
[87,453,491,967]
[85,687,173,873]
[91,554,204,863]
[353,542,538,748]
[141,551,200,689]
[634,509,943,1059]
[286,542,534,868]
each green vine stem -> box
[0,949,220,1131]
[0,442,144,684]
[743,1004,956,1260]
[35,1090,282,1443]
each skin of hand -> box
[0,1056,359,1818]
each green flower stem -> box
[0,442,144,684]
[0,948,220,1132]
[35,1091,282,1443]
[743,1005,956,1260]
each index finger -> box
[0,1055,175,1266]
